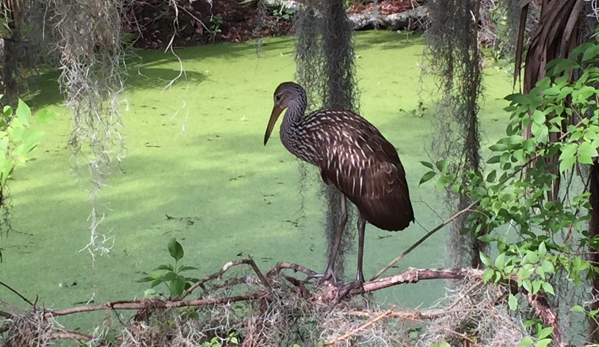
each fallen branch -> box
[364,268,482,294]
[47,292,266,318]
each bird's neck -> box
[282,101,305,129]
[280,99,311,160]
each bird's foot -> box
[304,268,338,285]
[336,278,365,302]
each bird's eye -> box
[275,94,282,102]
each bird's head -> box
[264,82,306,145]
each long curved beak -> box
[264,105,285,145]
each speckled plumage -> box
[270,82,414,231]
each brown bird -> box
[264,82,414,290]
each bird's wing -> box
[311,113,414,230]
[318,121,408,200]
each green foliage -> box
[0,97,53,186]
[208,14,223,42]
[0,97,55,262]
[272,7,296,21]
[420,35,599,339]
[138,238,199,298]
[201,332,239,347]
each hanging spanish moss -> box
[425,0,484,269]
[294,0,359,279]
[49,0,128,259]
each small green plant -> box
[201,332,239,347]
[138,238,198,298]
[400,101,427,118]
[209,14,223,43]
[0,97,54,185]
[272,7,296,21]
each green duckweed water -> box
[1,31,512,331]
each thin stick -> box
[0,281,34,306]
[246,256,271,290]
[324,305,396,345]
[371,204,476,280]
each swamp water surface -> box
[1,31,512,331]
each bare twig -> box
[268,261,317,277]
[177,258,267,301]
[324,305,396,345]
[0,281,34,306]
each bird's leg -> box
[356,215,366,284]
[336,215,366,300]
[305,195,347,284]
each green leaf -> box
[21,128,43,154]
[535,266,545,278]
[2,105,13,118]
[178,265,198,272]
[523,279,532,292]
[483,268,494,282]
[15,99,31,126]
[546,57,579,74]
[531,122,548,142]
[505,93,531,106]
[419,171,436,185]
[155,264,175,272]
[582,44,599,62]
[536,339,552,347]
[571,42,596,60]
[559,144,578,172]
[487,155,501,164]
[419,161,434,170]
[525,251,539,264]
[480,252,492,267]
[538,327,553,339]
[541,260,555,274]
[542,282,555,295]
[150,271,163,280]
[538,242,547,258]
[35,109,58,124]
[170,275,187,297]
[436,174,454,191]
[578,142,596,164]
[518,337,534,347]
[486,170,497,183]
[168,238,184,261]
[163,271,177,281]
[531,110,545,124]
[151,278,163,288]
[495,252,506,270]
[571,305,584,313]
[508,293,518,311]
[435,160,448,172]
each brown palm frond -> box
[514,0,585,201]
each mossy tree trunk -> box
[294,0,358,279]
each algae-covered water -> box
[1,31,512,330]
